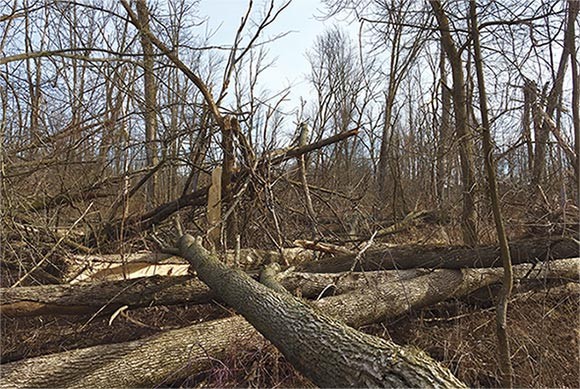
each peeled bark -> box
[3,257,578,387]
[65,247,316,283]
[300,237,578,273]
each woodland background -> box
[1,0,579,387]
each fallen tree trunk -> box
[3,258,577,318]
[0,268,427,317]
[313,258,579,328]
[1,316,262,388]
[64,247,316,282]
[3,235,467,388]
[4,257,578,387]
[1,275,213,317]
[301,237,578,272]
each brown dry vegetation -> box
[2,0,580,387]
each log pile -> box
[1,236,578,387]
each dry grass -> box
[380,287,579,388]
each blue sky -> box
[198,0,357,112]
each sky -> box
[197,0,357,114]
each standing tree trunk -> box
[136,0,159,207]
[530,0,578,201]
[469,3,514,386]
[436,46,451,206]
[431,0,478,246]
[566,0,579,203]
[430,0,478,246]
[522,80,536,175]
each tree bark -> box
[1,275,214,317]
[1,316,262,389]
[469,3,514,385]
[530,0,578,196]
[300,237,578,273]
[522,81,535,174]
[174,234,465,387]
[313,258,578,329]
[0,268,427,317]
[436,46,451,206]
[3,256,578,387]
[565,0,579,201]
[221,117,237,245]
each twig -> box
[350,231,378,272]
[11,203,93,287]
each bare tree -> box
[135,0,159,207]
[469,2,514,385]
[430,0,479,246]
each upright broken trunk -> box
[136,0,159,207]
[221,117,237,246]
[177,234,465,387]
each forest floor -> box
[2,206,578,387]
[2,255,578,388]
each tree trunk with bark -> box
[175,234,465,387]
[136,0,159,207]
[300,237,578,273]
[530,0,578,200]
[3,257,577,318]
[469,3,514,384]
[436,46,451,206]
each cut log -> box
[3,257,578,387]
[300,237,579,273]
